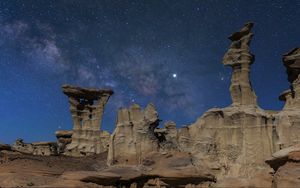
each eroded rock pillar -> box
[223,22,257,107]
[62,85,113,156]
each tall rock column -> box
[62,85,113,156]
[223,22,257,107]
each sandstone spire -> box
[62,84,113,156]
[223,22,257,107]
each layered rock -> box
[155,121,179,151]
[276,48,300,150]
[62,85,113,156]
[161,23,276,179]
[266,145,300,188]
[107,103,160,165]
[58,151,215,188]
[222,22,257,107]
[55,130,72,154]
[176,108,277,179]
[31,142,58,156]
[2,22,300,187]
[106,23,289,180]
[280,48,300,109]
[12,139,57,156]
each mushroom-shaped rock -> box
[62,84,113,156]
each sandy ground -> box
[0,151,107,187]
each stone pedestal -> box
[62,85,113,156]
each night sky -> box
[1,0,300,144]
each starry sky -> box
[0,0,300,144]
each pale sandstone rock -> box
[222,22,257,107]
[12,139,57,156]
[279,48,300,110]
[104,23,300,185]
[107,103,160,165]
[55,130,73,154]
[62,85,113,156]
[266,146,300,170]
[2,22,300,187]
[12,138,34,154]
[275,48,300,149]
[176,107,276,179]
[31,142,58,156]
[271,144,300,159]
[266,149,300,188]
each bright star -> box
[172,73,177,78]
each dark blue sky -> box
[0,0,299,143]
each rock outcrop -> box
[222,22,257,107]
[279,48,300,109]
[276,48,300,150]
[12,139,58,156]
[55,130,73,154]
[107,103,160,165]
[266,145,300,188]
[55,151,215,188]
[2,22,300,187]
[0,143,11,151]
[62,85,113,156]
[106,23,300,183]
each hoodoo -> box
[1,23,300,188]
[62,85,113,156]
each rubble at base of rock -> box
[1,22,300,187]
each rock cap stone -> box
[62,84,113,100]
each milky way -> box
[0,0,300,143]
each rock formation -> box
[275,48,300,152]
[12,139,58,156]
[280,48,300,109]
[266,145,300,187]
[105,23,300,183]
[222,22,257,107]
[62,85,113,156]
[2,22,300,187]
[55,130,72,154]
[107,103,160,165]
[0,143,11,151]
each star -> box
[172,73,177,78]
